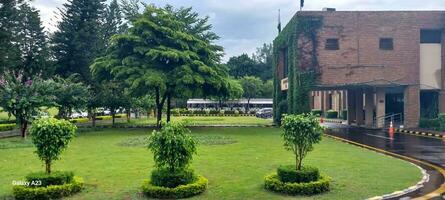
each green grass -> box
[0,127,421,199]
[122,116,273,126]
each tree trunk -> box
[112,109,116,126]
[296,154,300,171]
[246,98,251,113]
[155,88,167,129]
[126,109,131,123]
[166,93,171,122]
[45,160,51,174]
[92,112,96,127]
[20,120,28,138]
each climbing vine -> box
[273,15,323,125]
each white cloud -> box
[31,0,445,62]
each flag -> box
[277,9,281,33]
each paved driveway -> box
[324,123,445,200]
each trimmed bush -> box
[326,110,338,119]
[69,118,89,123]
[26,171,74,187]
[151,168,196,188]
[95,116,112,120]
[13,176,83,200]
[142,176,208,199]
[277,165,319,183]
[0,123,15,131]
[264,173,330,195]
[419,118,440,129]
[340,110,347,120]
[310,109,322,117]
[234,110,240,117]
[209,110,219,115]
[30,118,77,174]
[439,113,445,131]
[0,119,16,124]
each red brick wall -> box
[297,11,445,86]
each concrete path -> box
[324,123,445,200]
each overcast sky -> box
[32,0,445,61]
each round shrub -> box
[151,168,197,188]
[277,165,319,183]
[264,173,330,195]
[326,110,338,119]
[142,175,208,199]
[25,171,74,187]
[13,176,84,200]
[234,110,240,117]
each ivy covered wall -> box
[273,14,323,125]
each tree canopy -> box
[91,4,232,127]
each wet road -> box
[324,123,445,200]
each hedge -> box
[264,173,330,195]
[0,119,16,124]
[95,114,126,120]
[26,171,74,187]
[277,165,319,183]
[13,176,83,200]
[69,118,89,124]
[439,113,445,131]
[310,110,322,117]
[0,123,16,131]
[151,168,196,188]
[325,110,338,119]
[419,118,440,129]
[142,175,208,199]
[340,110,347,120]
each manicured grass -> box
[0,127,421,199]
[121,116,273,126]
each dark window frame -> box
[420,29,442,44]
[379,38,394,50]
[325,38,339,50]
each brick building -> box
[275,10,445,128]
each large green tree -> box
[91,5,229,128]
[51,0,105,84]
[0,0,21,74]
[239,76,263,112]
[0,73,56,137]
[53,75,90,119]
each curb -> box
[367,164,429,200]
[394,128,445,139]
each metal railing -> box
[373,112,403,128]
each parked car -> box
[256,108,273,119]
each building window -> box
[325,38,339,50]
[379,38,393,50]
[420,30,441,43]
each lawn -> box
[0,127,421,199]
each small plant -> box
[204,109,210,116]
[145,122,207,198]
[281,114,324,170]
[30,118,77,174]
[219,110,225,116]
[148,122,196,172]
[234,110,240,117]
